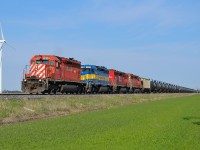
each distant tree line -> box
[3,90,22,93]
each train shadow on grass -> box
[183,116,200,126]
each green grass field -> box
[0,94,200,149]
[0,94,192,124]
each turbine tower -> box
[0,24,6,93]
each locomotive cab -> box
[24,56,56,79]
[22,55,58,94]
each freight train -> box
[22,55,196,94]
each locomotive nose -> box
[30,64,46,79]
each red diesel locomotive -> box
[22,55,84,94]
[127,73,142,93]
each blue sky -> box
[0,0,200,90]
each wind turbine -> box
[0,24,5,93]
[0,24,15,93]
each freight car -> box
[22,55,85,94]
[140,79,196,93]
[141,78,151,93]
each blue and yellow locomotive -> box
[81,65,111,93]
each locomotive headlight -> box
[39,79,42,82]
[24,79,27,82]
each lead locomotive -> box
[22,55,84,94]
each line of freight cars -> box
[21,55,196,94]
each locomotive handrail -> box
[23,65,30,79]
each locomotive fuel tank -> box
[98,86,109,93]
[60,85,79,93]
[120,87,128,93]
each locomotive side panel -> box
[109,70,115,86]
[62,59,81,82]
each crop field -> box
[0,94,200,149]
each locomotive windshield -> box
[82,68,90,72]
[36,60,49,64]
[36,60,42,64]
[43,60,49,64]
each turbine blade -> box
[0,23,4,40]
[5,41,16,51]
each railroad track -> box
[0,93,29,95]
[0,93,82,100]
[0,93,119,100]
[0,93,196,100]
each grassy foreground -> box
[0,94,200,149]
[0,94,193,124]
